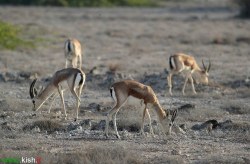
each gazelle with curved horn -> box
[64,38,82,69]
[105,80,178,139]
[29,68,85,120]
[167,53,211,95]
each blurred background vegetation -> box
[0,0,160,7]
[0,0,249,50]
[0,21,33,50]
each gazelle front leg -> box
[57,86,67,119]
[140,105,147,136]
[167,73,173,96]
[48,93,58,113]
[189,76,197,95]
[146,108,154,136]
[112,109,121,139]
[182,73,197,95]
[140,105,154,136]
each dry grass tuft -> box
[198,155,245,164]
[221,101,250,114]
[23,120,65,133]
[221,121,250,131]
[108,63,120,73]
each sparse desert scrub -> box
[178,104,224,123]
[221,100,250,114]
[198,155,246,164]
[0,3,250,163]
[23,120,65,133]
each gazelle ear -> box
[171,109,178,123]
[38,86,44,95]
[34,88,38,96]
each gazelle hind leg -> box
[72,57,78,68]
[70,87,81,120]
[78,54,82,70]
[74,84,84,120]
[65,60,69,68]
[105,95,127,139]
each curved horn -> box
[171,109,178,123]
[207,59,211,72]
[202,59,207,71]
[29,79,37,98]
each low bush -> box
[0,21,33,50]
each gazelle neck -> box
[153,102,167,121]
[34,84,56,110]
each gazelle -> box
[105,80,177,139]
[64,38,82,69]
[29,68,85,120]
[167,53,211,95]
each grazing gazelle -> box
[64,38,82,69]
[167,53,211,95]
[29,68,85,120]
[105,80,178,139]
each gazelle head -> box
[29,79,43,111]
[161,108,178,135]
[198,59,211,85]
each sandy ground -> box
[0,1,250,163]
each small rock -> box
[80,119,92,129]
[171,149,181,155]
[67,122,79,131]
[32,126,41,133]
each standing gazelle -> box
[167,53,211,95]
[105,80,177,139]
[64,38,82,69]
[29,68,85,120]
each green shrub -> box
[0,21,33,50]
